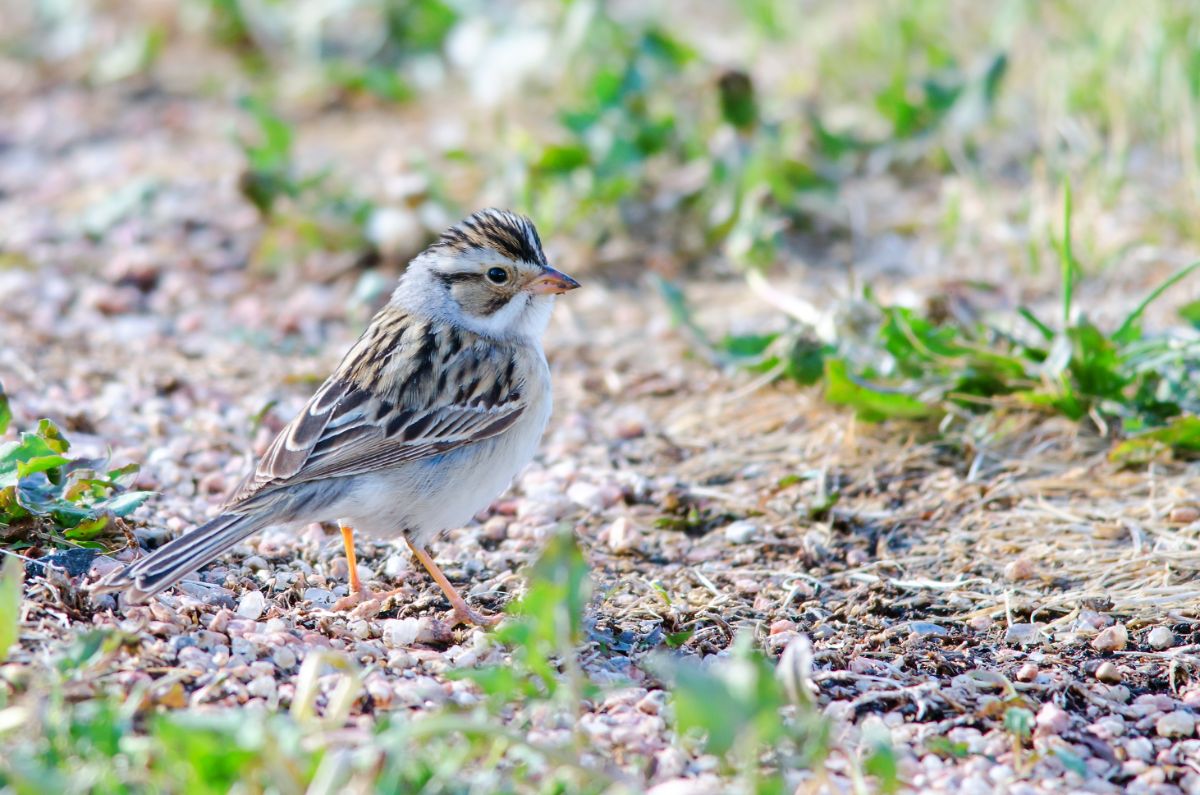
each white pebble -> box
[248,676,277,700]
[1126,736,1154,761]
[606,517,638,553]
[1148,626,1176,650]
[1095,662,1122,684]
[383,554,410,578]
[303,588,334,606]
[1091,624,1128,652]
[242,555,269,572]
[272,646,297,669]
[1157,711,1197,738]
[566,481,612,512]
[382,618,421,648]
[723,520,758,545]
[1004,623,1042,646]
[1036,701,1071,735]
[236,591,266,620]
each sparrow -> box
[95,208,580,626]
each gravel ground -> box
[5,74,1200,794]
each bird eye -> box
[486,267,509,284]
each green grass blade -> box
[1112,261,1200,345]
[1058,179,1076,325]
[0,384,9,436]
[1017,307,1055,341]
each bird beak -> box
[528,266,581,295]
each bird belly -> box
[337,391,551,544]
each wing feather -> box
[228,309,529,508]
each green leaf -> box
[1112,261,1200,345]
[535,144,590,174]
[718,70,758,130]
[106,463,140,485]
[0,554,22,662]
[864,739,900,794]
[98,490,154,518]
[16,455,69,479]
[664,630,693,649]
[1004,706,1034,739]
[389,0,459,52]
[823,359,935,422]
[786,341,831,386]
[36,419,69,454]
[657,633,783,756]
[925,736,970,759]
[1110,415,1200,464]
[641,28,696,67]
[982,52,1008,105]
[1053,746,1088,777]
[1179,300,1200,328]
[64,515,109,541]
[721,333,778,358]
[1,430,71,488]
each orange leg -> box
[406,539,501,627]
[333,524,403,612]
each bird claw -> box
[450,604,504,628]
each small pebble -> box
[908,621,948,638]
[606,517,638,554]
[382,618,421,648]
[1147,626,1175,650]
[242,555,269,572]
[723,520,758,545]
[272,646,297,670]
[1126,736,1155,761]
[1004,623,1042,646]
[415,618,453,645]
[1095,661,1122,684]
[479,516,508,543]
[207,609,232,633]
[1091,624,1128,652]
[1016,663,1038,683]
[236,591,266,620]
[1169,506,1199,524]
[303,588,335,607]
[566,481,620,512]
[1004,557,1035,581]
[968,615,994,632]
[1036,701,1071,735]
[1157,711,1197,738]
[769,619,797,635]
[247,676,277,700]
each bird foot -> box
[333,586,403,615]
[449,604,504,628]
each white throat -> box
[390,252,556,344]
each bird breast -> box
[338,360,552,545]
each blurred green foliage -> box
[0,528,842,793]
[0,387,152,548]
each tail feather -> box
[93,513,264,603]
